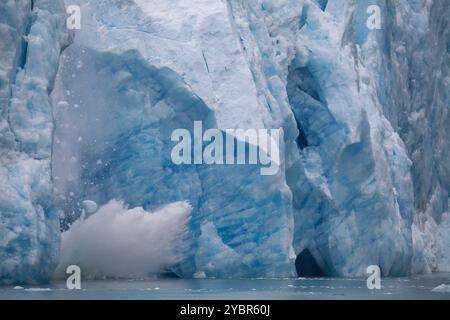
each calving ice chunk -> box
[55,200,192,279]
[171,121,282,176]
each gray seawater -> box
[1,273,449,300]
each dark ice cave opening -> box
[295,249,326,277]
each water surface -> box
[1,273,449,300]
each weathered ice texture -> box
[0,0,70,283]
[1,0,448,282]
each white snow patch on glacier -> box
[55,200,192,279]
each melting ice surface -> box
[1,0,449,283]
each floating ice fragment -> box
[432,284,450,293]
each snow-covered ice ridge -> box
[1,0,449,282]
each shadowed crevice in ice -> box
[313,0,328,12]
[295,248,325,277]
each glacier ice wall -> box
[227,0,418,276]
[51,0,449,278]
[52,42,295,279]
[1,0,448,282]
[0,0,70,284]
[365,0,450,273]
[51,0,295,277]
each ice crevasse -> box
[0,0,449,282]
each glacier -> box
[0,0,71,284]
[0,0,449,283]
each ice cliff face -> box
[0,0,70,284]
[51,13,295,278]
[0,0,448,282]
[370,0,450,273]
[233,0,417,276]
